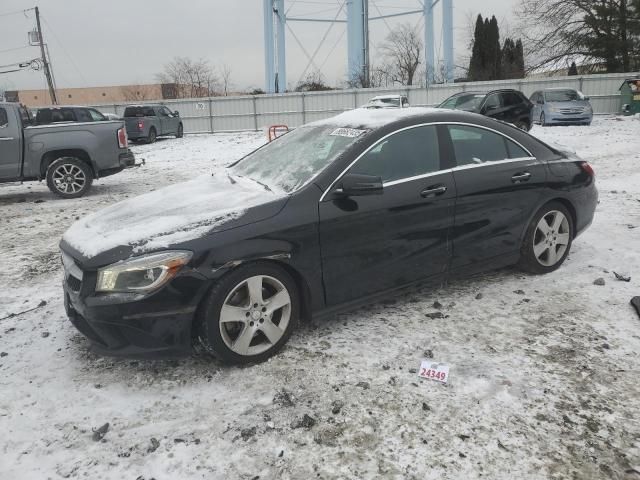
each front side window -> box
[76,109,92,122]
[483,94,502,110]
[0,108,8,128]
[447,125,530,166]
[230,126,365,193]
[88,109,106,121]
[349,125,441,183]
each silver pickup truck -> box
[0,102,135,198]
[123,104,183,143]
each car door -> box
[443,123,547,271]
[318,124,456,306]
[75,108,92,123]
[480,93,505,121]
[158,106,176,135]
[0,106,22,179]
[531,92,542,120]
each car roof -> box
[370,95,405,100]
[35,105,98,110]
[450,89,522,97]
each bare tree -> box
[516,0,640,73]
[157,57,220,98]
[378,23,423,86]
[120,84,155,101]
[220,64,233,96]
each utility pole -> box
[34,6,57,104]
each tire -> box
[46,157,94,199]
[518,202,574,274]
[197,261,300,364]
[146,127,157,144]
[514,120,529,131]
[540,112,547,127]
[176,123,184,138]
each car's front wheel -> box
[176,123,184,138]
[514,120,530,131]
[46,157,94,198]
[198,262,299,364]
[519,202,574,274]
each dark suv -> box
[34,106,108,125]
[439,89,534,131]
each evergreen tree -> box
[468,15,487,81]
[487,16,502,79]
[568,61,578,75]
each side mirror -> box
[583,96,590,101]
[484,104,498,113]
[336,173,383,197]
[174,111,180,117]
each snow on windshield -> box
[230,125,366,193]
[63,174,284,257]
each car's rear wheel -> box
[176,123,184,138]
[146,127,157,144]
[46,157,94,198]
[197,262,299,364]
[519,202,574,274]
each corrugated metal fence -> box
[89,72,634,134]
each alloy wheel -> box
[533,210,570,267]
[219,275,291,356]
[52,164,86,195]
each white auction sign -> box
[418,360,449,384]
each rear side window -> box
[124,106,156,117]
[0,108,7,128]
[502,92,523,107]
[350,125,441,183]
[36,108,76,124]
[447,125,530,165]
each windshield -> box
[439,94,485,111]
[372,97,400,107]
[545,90,585,102]
[230,125,366,193]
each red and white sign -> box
[418,361,449,384]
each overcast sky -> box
[1,0,519,93]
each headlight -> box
[96,251,192,293]
[585,105,593,112]
[548,106,559,113]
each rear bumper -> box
[97,151,136,178]
[575,183,598,237]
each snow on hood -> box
[62,174,284,258]
[309,107,437,129]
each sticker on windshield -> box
[330,128,366,138]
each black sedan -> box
[439,89,534,131]
[60,108,597,363]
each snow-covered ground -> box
[1,118,639,480]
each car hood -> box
[60,174,288,265]
[546,100,591,108]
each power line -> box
[41,15,88,86]
[0,7,34,18]
[0,45,32,55]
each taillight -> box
[580,161,595,177]
[137,120,144,130]
[117,127,128,148]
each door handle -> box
[511,172,531,183]
[420,185,447,198]
[0,137,15,141]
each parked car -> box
[34,106,109,125]
[0,102,135,198]
[530,89,593,126]
[60,108,597,363]
[364,95,410,109]
[438,89,533,131]
[123,104,183,143]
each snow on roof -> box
[63,174,284,258]
[308,107,436,129]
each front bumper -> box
[62,263,208,358]
[546,112,593,124]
